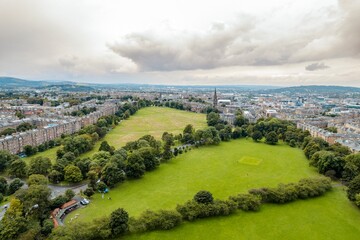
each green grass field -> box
[23,107,206,162]
[66,139,360,239]
[82,107,206,158]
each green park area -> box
[66,139,360,239]
[23,107,206,163]
[82,107,206,158]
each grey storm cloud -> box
[108,18,259,71]
[305,62,330,71]
[108,0,360,72]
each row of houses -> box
[297,122,360,152]
[0,104,117,154]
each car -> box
[80,199,90,205]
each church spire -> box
[213,88,218,108]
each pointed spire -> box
[213,88,218,108]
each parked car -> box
[80,199,90,205]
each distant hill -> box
[0,77,75,88]
[262,85,360,94]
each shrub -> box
[229,193,261,211]
[249,177,332,203]
[194,190,214,204]
[176,199,236,221]
[129,210,182,232]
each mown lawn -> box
[67,139,360,239]
[82,107,206,158]
[23,107,206,162]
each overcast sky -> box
[0,0,359,86]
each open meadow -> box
[23,107,206,162]
[67,139,360,239]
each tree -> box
[252,131,263,142]
[99,141,114,154]
[265,131,278,145]
[0,128,16,136]
[15,184,51,219]
[219,125,232,141]
[0,150,18,172]
[109,208,129,236]
[84,187,95,198]
[8,178,24,194]
[101,162,126,188]
[194,190,214,204]
[138,147,160,171]
[27,174,48,186]
[347,175,360,201]
[343,153,360,181]
[64,165,83,183]
[311,151,344,177]
[162,135,174,162]
[23,145,37,156]
[48,170,63,184]
[8,159,27,178]
[0,198,27,239]
[126,151,145,179]
[65,189,75,201]
[234,115,248,127]
[206,112,220,126]
[87,170,98,190]
[28,156,52,176]
[97,181,108,193]
[0,177,8,194]
[304,142,321,159]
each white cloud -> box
[0,0,359,86]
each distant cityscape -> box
[1,78,359,155]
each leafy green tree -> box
[265,131,278,145]
[138,147,160,171]
[84,187,95,198]
[252,131,263,142]
[65,189,75,201]
[343,153,360,181]
[41,219,54,236]
[8,159,27,178]
[126,151,145,179]
[162,135,174,162]
[110,208,129,236]
[0,128,16,136]
[27,174,48,186]
[102,162,126,188]
[92,151,111,167]
[304,142,321,159]
[97,181,107,193]
[219,125,232,141]
[0,198,27,239]
[28,156,52,176]
[234,115,248,127]
[206,112,220,126]
[48,170,63,183]
[64,165,83,183]
[0,177,8,194]
[23,145,37,156]
[8,178,24,194]
[99,141,114,154]
[87,170,98,190]
[194,190,214,204]
[15,184,51,219]
[347,175,360,201]
[0,150,18,172]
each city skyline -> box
[1,0,359,86]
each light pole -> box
[25,204,39,217]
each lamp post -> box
[25,204,39,217]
